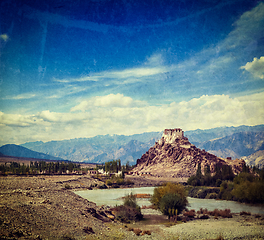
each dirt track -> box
[1,175,264,239]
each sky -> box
[0,0,264,146]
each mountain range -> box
[0,144,64,161]
[0,125,263,166]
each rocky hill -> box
[132,129,245,180]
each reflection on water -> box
[75,187,264,214]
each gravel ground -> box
[1,175,264,240]
[160,214,264,240]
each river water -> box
[75,187,264,215]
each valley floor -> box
[0,175,264,239]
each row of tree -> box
[104,159,122,173]
[0,161,81,175]
[187,162,264,203]
[104,159,133,173]
[187,163,235,187]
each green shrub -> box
[123,193,138,209]
[151,182,187,210]
[64,184,71,189]
[205,192,218,199]
[219,181,234,200]
[187,175,199,186]
[116,178,124,185]
[151,183,188,217]
[159,193,186,216]
[113,205,143,223]
[216,179,222,187]
[188,186,219,199]
[232,180,264,203]
[112,193,143,223]
[106,179,113,186]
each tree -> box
[159,193,186,217]
[105,162,110,173]
[125,161,131,171]
[204,164,211,176]
[196,163,202,178]
[150,182,188,214]
[118,159,121,172]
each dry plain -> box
[0,174,264,239]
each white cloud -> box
[0,34,9,42]
[1,92,264,145]
[0,111,39,127]
[71,93,145,112]
[240,56,264,79]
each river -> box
[75,187,264,215]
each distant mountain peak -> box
[0,144,64,161]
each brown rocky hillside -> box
[132,128,245,181]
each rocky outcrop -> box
[132,128,245,180]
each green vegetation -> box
[104,159,133,174]
[111,193,143,223]
[101,160,134,188]
[151,182,188,218]
[105,175,134,188]
[105,159,122,173]
[0,161,81,175]
[187,163,234,187]
[232,171,264,203]
[187,163,264,204]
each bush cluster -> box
[188,164,264,204]
[183,209,196,218]
[151,182,188,218]
[105,176,134,188]
[188,186,220,199]
[232,172,264,203]
[197,208,232,218]
[111,193,142,223]
[127,228,151,236]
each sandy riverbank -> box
[0,175,264,239]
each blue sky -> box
[0,0,264,145]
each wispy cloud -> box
[223,2,264,50]
[54,65,167,84]
[165,2,264,88]
[3,93,36,100]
